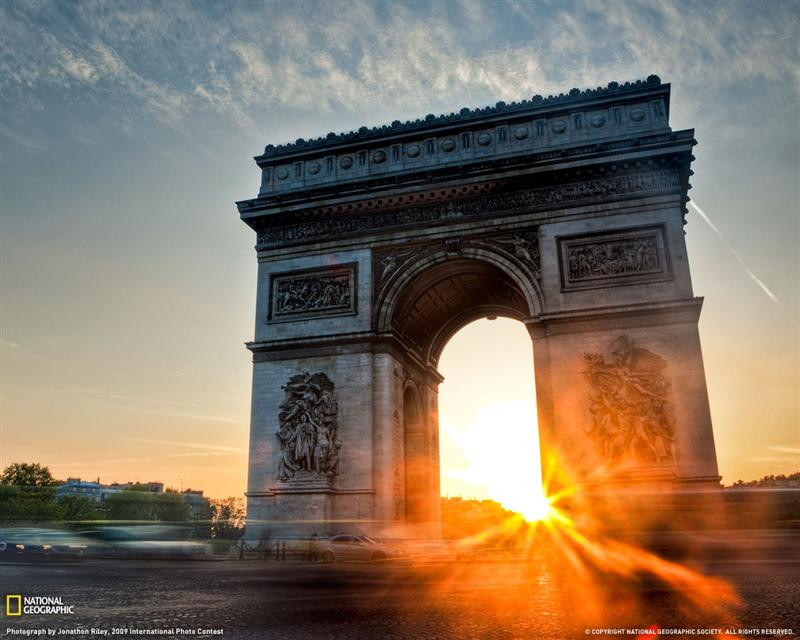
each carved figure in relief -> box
[582,336,674,466]
[274,274,351,315]
[488,233,541,280]
[494,235,534,262]
[379,247,417,281]
[276,372,341,481]
[568,237,660,281]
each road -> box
[1,530,798,639]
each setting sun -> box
[438,319,550,521]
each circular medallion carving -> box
[552,120,567,134]
[440,138,456,152]
[339,156,354,169]
[405,144,421,158]
[276,167,289,180]
[477,132,492,146]
[630,107,646,122]
[513,126,529,140]
[307,161,321,175]
[372,150,387,164]
[590,114,606,128]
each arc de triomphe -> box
[236,76,720,538]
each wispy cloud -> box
[2,0,797,142]
[129,437,245,453]
[765,445,800,456]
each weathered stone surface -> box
[238,76,719,539]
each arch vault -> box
[236,76,720,538]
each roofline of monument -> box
[254,75,669,164]
[236,127,695,221]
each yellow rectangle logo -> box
[6,594,22,616]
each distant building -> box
[57,478,168,502]
[106,481,164,493]
[57,478,103,502]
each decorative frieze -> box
[582,336,674,466]
[558,226,670,290]
[258,169,680,248]
[269,264,356,322]
[276,372,341,483]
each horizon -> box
[1,0,798,501]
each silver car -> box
[316,534,403,562]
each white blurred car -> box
[315,534,403,562]
[79,526,211,557]
[0,527,89,556]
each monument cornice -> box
[243,77,679,206]
[238,128,694,221]
[246,331,443,383]
[525,297,704,337]
[255,75,668,161]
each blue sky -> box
[1,0,798,496]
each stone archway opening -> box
[387,254,542,529]
[438,317,547,521]
[388,256,533,366]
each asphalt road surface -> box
[1,530,798,640]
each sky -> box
[1,0,798,499]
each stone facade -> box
[237,76,720,539]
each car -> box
[315,534,404,563]
[0,527,88,557]
[78,526,211,558]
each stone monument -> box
[236,75,720,538]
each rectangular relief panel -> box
[268,263,357,322]
[558,225,671,291]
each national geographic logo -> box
[5,595,75,616]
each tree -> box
[104,491,190,522]
[1,462,56,487]
[105,491,155,521]
[56,495,103,521]
[0,485,61,524]
[152,493,190,522]
[210,497,245,539]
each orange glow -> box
[439,318,552,521]
[441,464,742,638]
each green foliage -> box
[210,497,245,539]
[104,491,190,522]
[104,491,153,521]
[1,462,56,487]
[56,495,104,521]
[0,484,61,524]
[152,492,191,522]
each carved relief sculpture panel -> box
[276,372,341,483]
[269,263,357,322]
[582,336,675,467]
[559,226,671,290]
